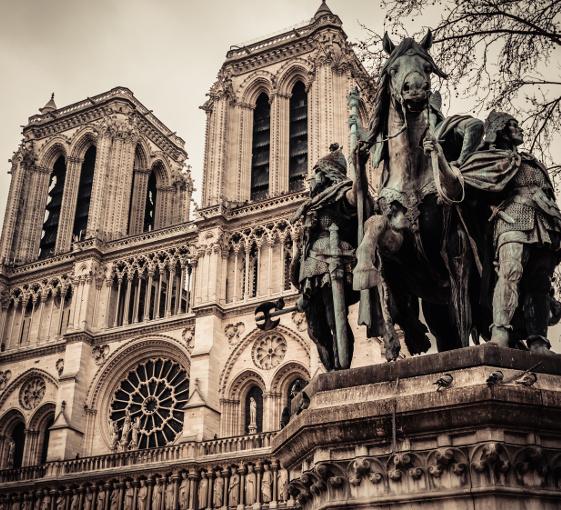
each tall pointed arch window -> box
[244,385,263,434]
[289,81,308,191]
[250,93,271,201]
[39,155,66,259]
[72,146,96,240]
[144,169,158,232]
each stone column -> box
[0,156,27,263]
[165,267,175,317]
[187,470,198,510]
[270,93,291,195]
[123,275,132,325]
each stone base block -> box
[272,344,561,509]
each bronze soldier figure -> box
[291,144,359,370]
[461,111,561,353]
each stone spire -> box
[313,0,333,20]
[39,93,57,114]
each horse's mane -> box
[367,38,448,150]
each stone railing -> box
[0,431,277,483]
[0,432,294,510]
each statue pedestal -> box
[272,344,561,509]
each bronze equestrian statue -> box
[353,31,485,359]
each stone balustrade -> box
[0,431,278,484]
[0,431,292,510]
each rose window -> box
[20,376,46,410]
[252,334,287,370]
[110,358,189,449]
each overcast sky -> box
[0,0,442,225]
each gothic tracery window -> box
[72,145,96,241]
[39,155,66,259]
[250,93,271,201]
[289,81,308,191]
[110,358,189,449]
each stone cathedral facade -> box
[0,3,377,508]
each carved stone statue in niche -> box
[178,472,189,510]
[123,481,134,510]
[69,491,79,510]
[245,464,257,505]
[261,464,272,503]
[152,478,163,510]
[165,477,175,510]
[96,487,106,509]
[82,487,93,510]
[129,416,141,450]
[228,468,240,507]
[119,410,132,451]
[109,420,120,452]
[198,471,208,509]
[213,471,224,508]
[278,469,289,502]
[248,397,257,434]
[137,480,148,510]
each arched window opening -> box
[10,422,25,469]
[250,93,271,201]
[250,245,259,298]
[244,385,263,434]
[289,81,308,192]
[283,238,294,291]
[39,415,54,464]
[144,170,157,232]
[72,146,96,241]
[19,300,33,345]
[39,156,66,259]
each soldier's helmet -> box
[484,110,518,146]
[314,143,348,183]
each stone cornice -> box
[0,340,66,363]
[224,14,345,76]
[24,87,186,163]
[92,314,196,345]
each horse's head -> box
[382,30,447,114]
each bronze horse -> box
[354,31,485,359]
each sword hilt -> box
[255,298,299,331]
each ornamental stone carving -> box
[19,376,46,410]
[0,370,11,390]
[252,334,287,370]
[92,344,110,366]
[225,322,245,345]
[55,359,64,377]
[182,326,195,353]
